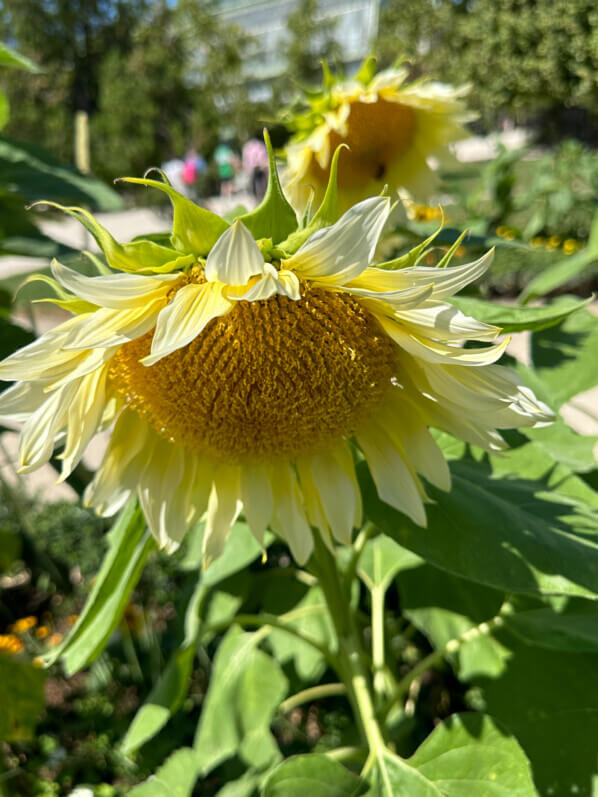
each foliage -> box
[376,0,598,131]
[281,0,342,90]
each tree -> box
[283,0,342,90]
[1,0,147,160]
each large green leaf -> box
[505,597,598,653]
[194,626,288,775]
[530,307,598,408]
[360,454,598,600]
[365,751,441,796]
[128,748,198,797]
[478,637,598,796]
[0,135,123,211]
[263,755,367,797]
[0,655,46,741]
[407,713,535,796]
[398,561,598,794]
[43,501,154,675]
[121,523,265,754]
[449,294,590,333]
[398,563,509,681]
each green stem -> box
[371,585,386,698]
[382,601,513,718]
[343,520,376,590]
[280,682,347,714]
[202,611,334,664]
[309,533,389,757]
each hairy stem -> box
[309,532,390,762]
[383,600,514,718]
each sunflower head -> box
[282,55,473,214]
[0,134,553,567]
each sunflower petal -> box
[204,220,265,286]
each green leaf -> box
[43,501,154,675]
[215,772,260,797]
[128,748,198,797]
[0,655,46,741]
[194,626,288,775]
[121,523,264,754]
[0,91,9,131]
[478,636,598,796]
[365,751,441,796]
[0,135,122,210]
[119,176,229,256]
[522,419,598,473]
[520,210,598,302]
[263,754,367,797]
[505,597,598,653]
[398,563,508,681]
[264,582,336,681]
[358,534,421,592]
[239,130,297,244]
[0,44,38,72]
[449,294,591,333]
[408,713,535,796]
[529,307,598,408]
[360,456,598,600]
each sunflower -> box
[283,57,472,214]
[0,148,552,566]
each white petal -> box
[84,410,150,516]
[270,463,313,564]
[138,438,196,552]
[348,249,494,300]
[308,443,360,545]
[52,259,177,308]
[378,316,509,366]
[381,394,451,492]
[61,300,165,350]
[203,465,242,566]
[356,422,427,527]
[143,282,232,366]
[284,196,391,285]
[394,301,500,341]
[204,220,265,286]
[240,462,274,546]
[0,382,47,423]
[18,382,78,472]
[58,366,109,479]
[394,250,494,299]
[346,283,434,310]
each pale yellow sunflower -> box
[283,58,472,213]
[0,156,552,566]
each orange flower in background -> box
[0,634,25,654]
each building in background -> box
[212,0,380,100]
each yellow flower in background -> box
[0,634,25,654]
[9,615,37,634]
[283,57,472,214]
[0,151,552,567]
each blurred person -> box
[161,157,186,196]
[243,136,269,201]
[213,141,237,196]
[182,147,207,191]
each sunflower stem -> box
[309,532,389,758]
